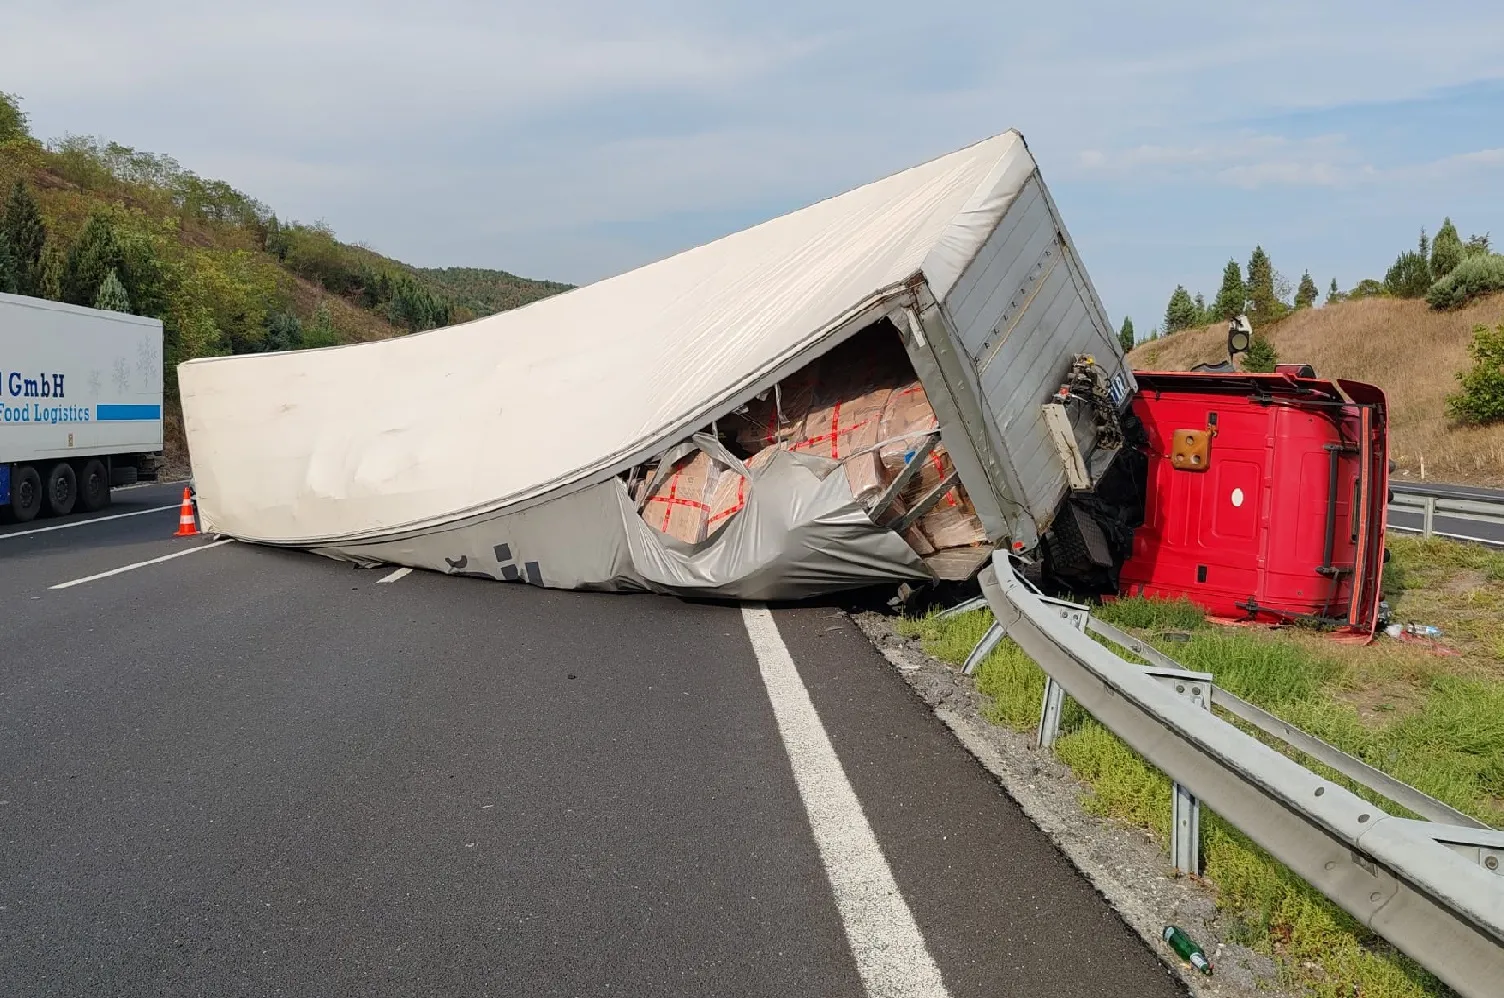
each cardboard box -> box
[641,450,718,544]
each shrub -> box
[1427,253,1504,311]
[1446,322,1504,425]
[1242,333,1278,373]
[1385,232,1433,299]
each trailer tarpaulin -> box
[180,131,1038,597]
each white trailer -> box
[0,292,164,522]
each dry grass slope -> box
[1127,294,1504,486]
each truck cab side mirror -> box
[1227,315,1253,358]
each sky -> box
[4,0,1503,337]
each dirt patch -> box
[851,611,1297,998]
[1331,681,1425,724]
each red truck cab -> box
[1118,368,1389,637]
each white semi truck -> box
[0,292,165,522]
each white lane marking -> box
[1385,523,1503,548]
[376,567,412,584]
[741,607,951,998]
[50,539,234,590]
[0,505,178,541]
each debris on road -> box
[1162,925,1214,975]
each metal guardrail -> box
[967,555,1504,998]
[1390,483,1504,543]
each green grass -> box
[899,547,1504,998]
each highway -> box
[1387,482,1504,548]
[0,483,1183,998]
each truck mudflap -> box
[1116,370,1389,638]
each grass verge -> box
[899,536,1504,998]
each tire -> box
[77,459,110,512]
[10,465,42,523]
[45,461,78,517]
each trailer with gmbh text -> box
[0,292,164,523]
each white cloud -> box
[3,0,1503,316]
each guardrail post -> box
[1423,495,1436,539]
[1146,671,1213,876]
[962,621,1006,677]
[1036,601,1090,748]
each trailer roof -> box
[181,131,1038,544]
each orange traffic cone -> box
[175,487,199,537]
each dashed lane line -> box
[49,539,234,591]
[0,505,179,541]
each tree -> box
[61,214,124,306]
[1326,278,1341,304]
[0,230,16,294]
[1193,292,1210,324]
[304,301,339,348]
[1350,278,1388,300]
[1384,230,1433,298]
[1464,233,1491,259]
[37,242,64,300]
[2,181,47,295]
[93,269,131,312]
[0,91,28,143]
[1432,217,1464,279]
[1242,333,1278,373]
[1118,317,1135,353]
[264,215,291,261]
[1295,271,1319,309]
[1246,246,1280,323]
[1164,285,1199,333]
[262,311,303,351]
[1446,321,1504,425]
[1213,259,1246,320]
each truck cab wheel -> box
[77,459,110,512]
[45,462,78,517]
[10,465,43,523]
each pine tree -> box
[1431,218,1464,279]
[93,269,131,312]
[1326,278,1341,304]
[61,214,124,306]
[1246,246,1278,322]
[1193,292,1209,324]
[0,230,16,294]
[1213,260,1246,320]
[1464,234,1491,259]
[1295,271,1319,309]
[1118,316,1135,353]
[1384,230,1432,298]
[1242,333,1278,373]
[263,311,303,351]
[1164,285,1198,333]
[2,181,46,295]
[37,242,64,300]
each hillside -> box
[1127,293,1504,486]
[0,92,570,460]
[417,267,574,316]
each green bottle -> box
[1162,925,1213,975]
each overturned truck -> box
[181,130,1385,631]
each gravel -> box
[851,610,1297,998]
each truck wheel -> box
[10,465,42,523]
[77,459,110,512]
[45,462,78,517]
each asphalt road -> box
[1387,506,1504,547]
[1,484,1184,998]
